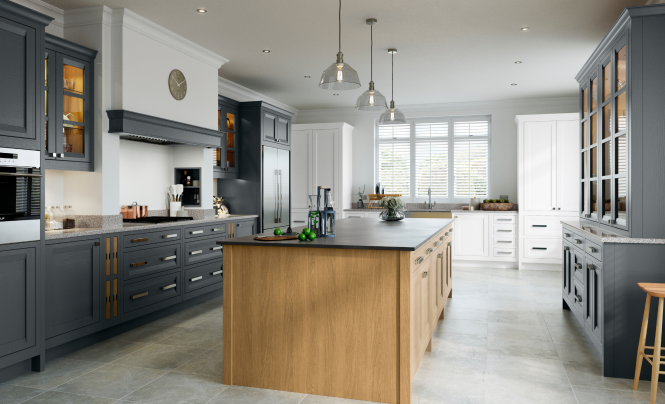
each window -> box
[376,116,490,202]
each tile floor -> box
[1,268,663,403]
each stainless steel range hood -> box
[107,110,221,148]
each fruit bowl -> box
[480,203,514,211]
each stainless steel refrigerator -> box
[262,146,290,232]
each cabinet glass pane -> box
[63,125,84,154]
[213,149,221,167]
[603,63,611,102]
[616,177,627,226]
[602,179,611,222]
[602,142,611,176]
[44,58,47,86]
[616,92,626,132]
[591,181,598,216]
[615,134,627,174]
[616,45,626,91]
[583,87,588,119]
[582,182,588,214]
[591,77,598,111]
[63,95,83,123]
[602,104,611,139]
[590,147,597,178]
[63,63,84,94]
[583,121,588,148]
[218,110,221,131]
[45,121,48,149]
[227,132,234,148]
[227,150,235,168]
[582,151,587,180]
[590,114,597,145]
[227,113,235,131]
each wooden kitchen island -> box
[218,218,454,404]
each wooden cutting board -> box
[253,235,300,241]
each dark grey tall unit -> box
[563,4,665,380]
[215,95,240,179]
[217,101,293,232]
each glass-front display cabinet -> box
[44,34,97,171]
[215,95,240,178]
[579,34,628,232]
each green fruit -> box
[302,228,311,235]
[298,233,307,241]
[308,233,316,241]
[274,228,282,236]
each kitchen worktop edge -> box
[561,220,665,244]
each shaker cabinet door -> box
[291,129,312,210]
[556,120,580,212]
[277,117,289,144]
[263,112,276,142]
[453,214,489,257]
[523,121,555,211]
[0,247,36,358]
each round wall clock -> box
[168,69,187,100]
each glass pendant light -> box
[355,19,387,110]
[378,49,406,125]
[319,0,361,90]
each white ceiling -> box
[44,0,646,110]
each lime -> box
[308,233,316,241]
[298,233,307,241]
[274,228,282,236]
[302,228,311,235]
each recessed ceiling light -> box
[511,83,518,86]
[304,76,311,78]
[196,8,207,13]
[262,49,271,53]
[333,94,339,96]
[521,27,530,31]
[515,61,522,64]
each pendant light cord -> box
[391,52,394,101]
[338,0,341,52]
[370,24,373,81]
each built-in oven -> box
[0,147,41,244]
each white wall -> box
[293,97,578,203]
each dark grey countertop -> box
[561,220,665,244]
[218,218,453,251]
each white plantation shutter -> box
[378,124,410,139]
[453,120,490,137]
[454,140,489,197]
[416,122,448,138]
[378,142,410,196]
[415,142,448,197]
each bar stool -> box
[634,283,665,404]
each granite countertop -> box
[45,214,258,240]
[561,220,665,244]
[450,210,518,214]
[218,218,453,251]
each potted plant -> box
[379,196,406,221]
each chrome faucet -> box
[424,188,436,210]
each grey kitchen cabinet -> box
[276,116,290,144]
[44,34,97,171]
[233,219,255,238]
[214,95,239,179]
[0,247,36,358]
[585,257,602,345]
[122,243,181,281]
[123,271,181,320]
[122,228,181,248]
[45,238,100,339]
[184,236,223,267]
[0,1,51,150]
[184,260,224,295]
[261,105,291,146]
[184,222,227,239]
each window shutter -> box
[453,120,489,137]
[454,140,488,198]
[378,124,410,139]
[415,142,448,197]
[415,122,448,138]
[378,142,410,196]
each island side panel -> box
[399,250,412,404]
[225,245,401,404]
[222,245,234,386]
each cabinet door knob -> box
[552,207,555,210]
[422,271,428,278]
[58,153,65,158]
[426,248,433,254]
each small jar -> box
[63,206,76,229]
[52,206,64,230]
[45,206,52,231]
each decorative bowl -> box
[480,203,514,211]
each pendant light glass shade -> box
[319,0,361,90]
[378,49,406,125]
[356,19,387,110]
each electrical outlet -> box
[500,195,509,201]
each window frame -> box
[375,115,491,203]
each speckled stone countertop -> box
[45,214,258,240]
[561,220,665,244]
[450,210,518,214]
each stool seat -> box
[638,283,665,297]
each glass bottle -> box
[64,206,76,229]
[53,206,64,230]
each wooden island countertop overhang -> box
[218,218,454,404]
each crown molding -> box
[217,76,298,115]
[64,6,113,27]
[27,0,63,14]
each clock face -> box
[168,69,187,101]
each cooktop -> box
[123,216,194,224]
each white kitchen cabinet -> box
[453,214,489,258]
[291,123,353,213]
[453,212,518,268]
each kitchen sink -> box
[404,211,452,219]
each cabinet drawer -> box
[184,236,224,267]
[184,261,223,294]
[572,249,584,283]
[523,238,561,260]
[184,223,227,239]
[292,210,309,225]
[344,212,366,218]
[123,228,181,248]
[493,215,516,224]
[572,278,584,316]
[123,243,181,281]
[569,232,585,250]
[585,240,602,262]
[492,237,516,247]
[492,225,516,236]
[523,216,564,236]
[493,248,516,258]
[123,272,181,314]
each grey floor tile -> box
[488,276,532,286]
[486,354,569,385]
[125,371,227,404]
[208,385,304,404]
[433,332,487,353]
[441,307,488,322]
[554,340,602,364]
[487,310,544,325]
[490,269,529,278]
[487,300,541,313]
[487,321,551,341]
[190,315,223,330]
[299,394,378,404]
[21,391,116,404]
[434,319,487,337]
[485,377,577,404]
[486,291,534,303]
[486,335,559,360]
[449,289,488,299]
[7,358,103,390]
[53,364,167,400]
[111,344,202,370]
[573,385,665,403]
[547,323,589,343]
[173,349,223,377]
[563,360,665,393]
[542,310,579,326]
[64,340,149,364]
[0,384,46,404]
[411,369,485,404]
[151,307,217,328]
[489,282,534,293]
[157,328,221,349]
[418,349,487,375]
[522,270,562,279]
[112,324,186,344]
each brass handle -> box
[163,234,178,239]
[131,292,148,299]
[95,242,100,246]
[161,283,176,290]
[212,228,224,232]
[211,270,223,276]
[191,230,203,235]
[190,276,203,282]
[211,246,222,251]
[587,246,597,253]
[190,250,203,255]
[422,271,428,278]
[132,237,149,243]
[415,256,424,265]
[426,248,433,254]
[162,255,176,261]
[130,261,148,268]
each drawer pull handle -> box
[497,230,512,233]
[211,246,223,251]
[497,240,512,243]
[132,237,149,243]
[440,236,445,240]
[434,241,440,247]
[497,218,512,221]
[438,253,443,258]
[564,233,571,237]
[191,230,204,235]
[532,247,547,250]
[211,270,223,276]
[588,264,596,271]
[564,246,570,250]
[586,246,597,253]
[532,225,547,228]
[574,239,583,244]
[574,294,583,303]
[163,234,178,239]
[212,228,224,232]
[190,276,203,282]
[162,255,176,261]
[426,248,433,254]
[415,256,424,265]
[294,220,306,223]
[161,283,177,290]
[445,231,449,236]
[130,261,148,268]
[190,250,203,255]
[422,271,428,278]
[449,228,453,232]
[497,251,512,255]
[574,263,582,269]
[131,292,148,300]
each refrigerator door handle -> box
[275,169,279,223]
[279,169,283,222]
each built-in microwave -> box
[0,147,41,244]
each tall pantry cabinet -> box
[517,114,580,269]
[290,123,353,227]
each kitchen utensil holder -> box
[169,201,181,217]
